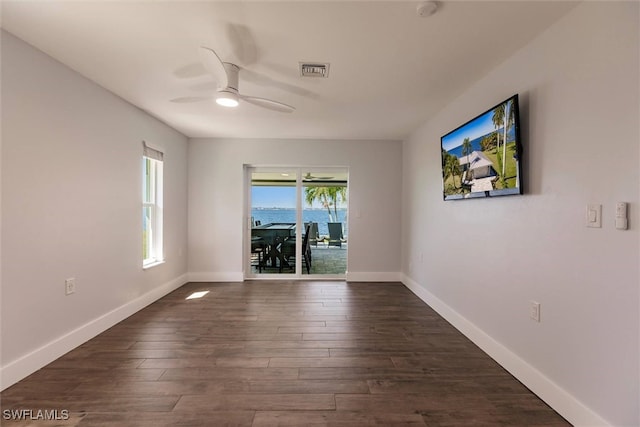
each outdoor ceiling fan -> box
[171,46,295,113]
[303,172,334,181]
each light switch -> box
[615,202,628,230]
[586,204,602,228]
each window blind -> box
[142,140,164,161]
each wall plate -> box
[586,204,601,228]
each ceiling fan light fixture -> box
[215,90,239,107]
[196,46,295,112]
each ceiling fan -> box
[303,172,334,181]
[172,46,295,113]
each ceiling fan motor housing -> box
[198,46,295,112]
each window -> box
[142,142,163,267]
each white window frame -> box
[142,144,164,268]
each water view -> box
[252,208,348,237]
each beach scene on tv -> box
[441,96,521,200]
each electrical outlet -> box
[65,278,76,295]
[529,301,540,322]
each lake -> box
[252,208,348,237]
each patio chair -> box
[301,224,312,273]
[250,236,266,272]
[306,222,319,247]
[282,223,312,273]
[327,222,343,247]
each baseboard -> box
[187,271,244,282]
[187,271,401,283]
[345,271,402,282]
[401,274,611,427]
[0,273,188,391]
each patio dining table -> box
[252,223,296,270]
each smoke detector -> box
[300,63,330,78]
[417,1,438,17]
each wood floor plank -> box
[0,380,82,399]
[367,377,532,395]
[335,393,491,413]
[241,339,364,349]
[139,357,270,369]
[45,357,145,370]
[72,349,217,359]
[222,379,370,394]
[72,380,226,396]
[173,393,336,411]
[209,348,329,358]
[276,326,369,334]
[158,367,299,381]
[252,411,427,426]
[1,395,180,412]
[268,356,394,368]
[75,411,256,427]
[129,341,244,350]
[299,367,451,380]
[22,368,165,382]
[0,280,570,426]
[302,332,409,341]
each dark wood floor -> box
[1,281,570,426]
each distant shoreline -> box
[252,207,347,210]
[252,208,348,237]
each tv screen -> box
[440,94,522,200]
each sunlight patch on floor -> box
[186,291,209,300]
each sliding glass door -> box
[249,168,298,276]
[246,166,348,279]
[301,172,348,276]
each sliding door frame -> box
[243,165,349,280]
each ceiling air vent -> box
[300,62,330,78]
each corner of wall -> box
[401,274,612,427]
[346,272,402,282]
[0,274,188,391]
[187,272,244,283]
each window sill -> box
[143,260,165,270]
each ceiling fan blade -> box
[225,22,258,66]
[304,171,335,183]
[239,95,295,113]
[170,96,211,103]
[304,175,334,181]
[242,69,319,99]
[199,46,228,88]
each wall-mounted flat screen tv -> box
[441,94,522,200]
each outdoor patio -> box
[308,242,347,275]
[250,242,347,276]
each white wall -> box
[188,138,402,281]
[401,3,639,426]
[1,32,189,389]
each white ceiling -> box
[1,1,578,140]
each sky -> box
[441,108,498,152]
[252,187,297,208]
[252,186,346,209]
